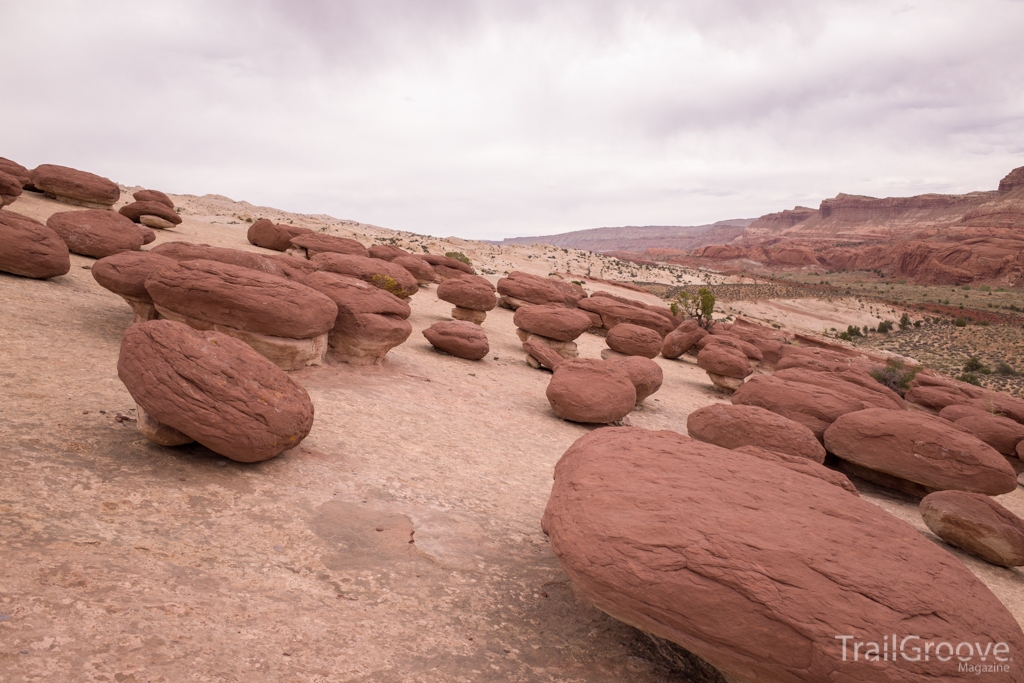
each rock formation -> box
[133,189,174,208]
[686,403,826,462]
[30,164,120,208]
[422,320,489,360]
[310,252,419,298]
[696,344,751,392]
[0,170,23,207]
[119,201,183,230]
[604,323,662,359]
[246,218,312,251]
[513,304,592,368]
[0,210,71,279]
[661,321,707,359]
[545,359,636,424]
[117,320,314,462]
[604,356,662,404]
[46,210,146,258]
[289,233,369,258]
[496,271,568,308]
[436,275,497,323]
[92,251,177,322]
[921,490,1024,567]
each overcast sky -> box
[3,1,1023,239]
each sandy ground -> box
[722,298,909,337]
[2,192,1023,682]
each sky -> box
[3,0,1024,240]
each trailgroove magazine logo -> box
[836,634,1013,673]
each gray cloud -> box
[2,0,1023,239]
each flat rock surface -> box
[3,191,1024,682]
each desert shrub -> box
[899,313,911,330]
[371,273,406,297]
[954,317,967,327]
[877,320,894,334]
[571,280,584,286]
[913,320,922,327]
[994,362,1017,376]
[963,357,991,374]
[979,285,991,292]
[445,251,472,266]
[870,359,921,397]
[957,373,982,386]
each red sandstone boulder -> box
[606,323,662,358]
[549,279,587,306]
[514,304,592,342]
[967,394,1024,426]
[0,170,22,207]
[696,335,764,362]
[954,414,1024,456]
[117,320,314,462]
[133,189,174,208]
[392,254,437,285]
[921,490,1024,567]
[542,427,1024,683]
[119,201,182,228]
[310,252,419,298]
[687,403,826,462]
[0,157,31,188]
[604,356,662,404]
[150,242,317,283]
[246,219,312,251]
[824,409,1017,495]
[289,232,369,258]
[421,253,474,275]
[145,259,338,340]
[46,210,145,258]
[697,344,751,392]
[422,320,489,360]
[904,372,987,409]
[731,374,903,440]
[303,271,412,365]
[773,367,906,410]
[368,244,410,261]
[577,295,675,337]
[939,404,992,422]
[30,164,120,208]
[546,359,636,424]
[436,276,497,311]
[0,210,71,278]
[497,271,567,307]
[661,322,707,359]
[92,251,176,321]
[522,337,565,371]
[733,445,858,494]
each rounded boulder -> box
[47,210,145,258]
[546,359,636,424]
[921,490,1024,567]
[436,276,497,311]
[30,164,120,208]
[514,304,592,342]
[0,210,71,279]
[687,403,826,463]
[422,320,489,360]
[606,323,662,358]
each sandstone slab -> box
[687,403,826,462]
[921,490,1024,567]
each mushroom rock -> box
[921,490,1024,567]
[422,320,489,360]
[0,170,23,207]
[514,304,592,342]
[824,408,1017,496]
[421,253,474,275]
[117,320,314,462]
[606,323,667,359]
[732,445,858,494]
[30,164,120,208]
[437,275,497,324]
[687,403,826,463]
[135,403,193,447]
[0,157,31,188]
[549,278,588,306]
[591,290,678,326]
[497,271,567,308]
[731,374,903,441]
[954,414,1024,456]
[310,252,419,298]
[577,295,675,337]
[288,232,369,259]
[303,271,412,366]
[604,356,663,404]
[133,189,174,208]
[46,210,145,259]
[661,322,707,359]
[545,359,636,424]
[0,210,71,279]
[696,344,752,393]
[119,201,183,228]
[392,254,437,285]
[368,244,410,261]
[696,335,764,363]
[92,250,177,322]
[522,337,566,371]
[145,259,337,370]
[542,427,1024,683]
[149,241,316,283]
[246,219,312,251]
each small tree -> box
[671,287,716,330]
[899,313,911,330]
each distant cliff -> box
[493,219,754,253]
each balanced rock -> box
[687,403,826,462]
[368,244,409,261]
[954,414,1024,456]
[145,259,338,369]
[422,320,489,360]
[577,295,675,337]
[522,337,566,371]
[0,170,22,207]
[304,271,412,365]
[514,304,592,342]
[661,321,707,359]
[546,359,636,424]
[30,164,120,208]
[92,251,176,322]
[921,490,1024,567]
[733,445,858,494]
[696,344,751,392]
[606,323,662,358]
[604,356,662,404]
[150,241,316,283]
[289,232,369,258]
[824,408,1017,495]
[697,335,764,362]
[497,271,567,308]
[0,157,31,188]
[133,189,174,208]
[310,252,419,298]
[0,210,71,279]
[46,210,145,258]
[246,218,312,251]
[119,201,182,229]
[732,374,902,440]
[437,275,496,323]
[542,427,1024,683]
[117,320,314,462]
[392,254,437,285]
[421,253,474,276]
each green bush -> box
[870,359,921,397]
[445,251,472,266]
[899,313,911,330]
[957,373,982,386]
[963,357,991,374]
[877,320,894,334]
[979,285,991,292]
[670,288,716,329]
[954,317,967,327]
[994,362,1017,376]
